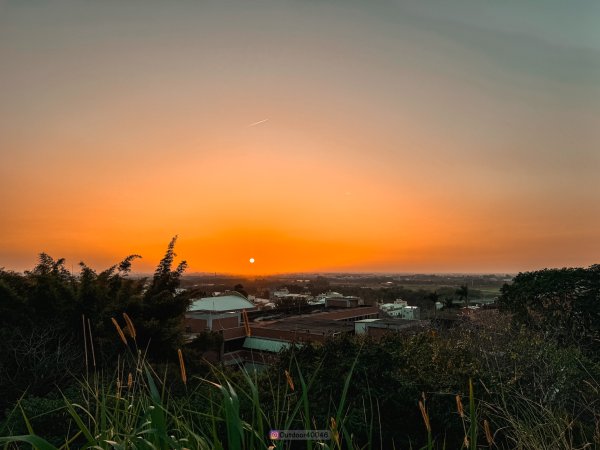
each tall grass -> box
[418,380,480,450]
[2,316,598,450]
[481,385,600,450]
[0,341,367,449]
[0,351,497,450]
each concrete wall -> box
[221,326,247,340]
[367,327,390,340]
[211,316,241,330]
[185,317,208,333]
[251,327,329,343]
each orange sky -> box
[1,1,599,275]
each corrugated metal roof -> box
[189,295,255,312]
[243,337,291,353]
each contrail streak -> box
[248,118,269,127]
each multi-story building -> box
[379,299,421,320]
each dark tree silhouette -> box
[138,236,190,360]
[498,265,600,355]
[455,284,469,307]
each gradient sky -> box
[1,0,599,275]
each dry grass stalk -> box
[87,318,96,368]
[127,372,133,390]
[330,417,340,446]
[418,399,431,433]
[456,394,465,418]
[111,317,128,345]
[82,315,89,371]
[484,419,494,446]
[178,348,187,385]
[123,312,136,339]
[284,369,295,391]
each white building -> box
[271,287,290,299]
[378,300,421,320]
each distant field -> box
[392,284,502,297]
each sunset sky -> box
[1,1,599,275]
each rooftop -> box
[253,317,354,335]
[189,294,255,312]
[243,337,291,353]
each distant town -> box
[179,273,510,369]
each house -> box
[184,292,256,336]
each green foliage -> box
[233,283,248,297]
[455,285,469,307]
[138,236,191,359]
[308,276,330,294]
[425,290,440,305]
[189,331,224,353]
[1,388,77,448]
[271,312,600,449]
[0,348,368,450]
[1,325,599,449]
[498,265,600,356]
[0,237,190,417]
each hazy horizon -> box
[1,1,599,275]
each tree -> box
[0,271,31,328]
[25,254,78,329]
[233,284,248,297]
[425,290,440,317]
[498,265,600,356]
[425,290,440,307]
[137,236,190,360]
[309,276,330,294]
[0,240,192,418]
[455,285,469,307]
[286,284,308,294]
